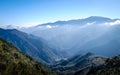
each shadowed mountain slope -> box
[0,38,58,75]
[0,28,62,64]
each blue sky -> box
[0,0,120,26]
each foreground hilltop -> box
[88,55,120,75]
[51,52,120,75]
[0,38,58,75]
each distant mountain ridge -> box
[20,16,120,57]
[1,16,120,29]
[37,16,113,26]
[1,16,120,57]
[1,16,120,75]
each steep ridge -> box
[87,55,120,75]
[0,28,62,64]
[0,38,58,75]
[51,53,120,75]
[51,53,106,75]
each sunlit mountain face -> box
[16,16,120,57]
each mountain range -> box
[0,28,64,64]
[19,16,120,57]
[1,16,120,75]
[1,37,120,75]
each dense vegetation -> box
[51,53,106,75]
[88,55,120,75]
[51,53,120,75]
[0,38,58,75]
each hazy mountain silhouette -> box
[0,28,63,64]
[21,16,120,57]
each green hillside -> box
[88,55,120,75]
[0,38,58,75]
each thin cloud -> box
[105,20,120,26]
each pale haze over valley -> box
[0,0,120,75]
